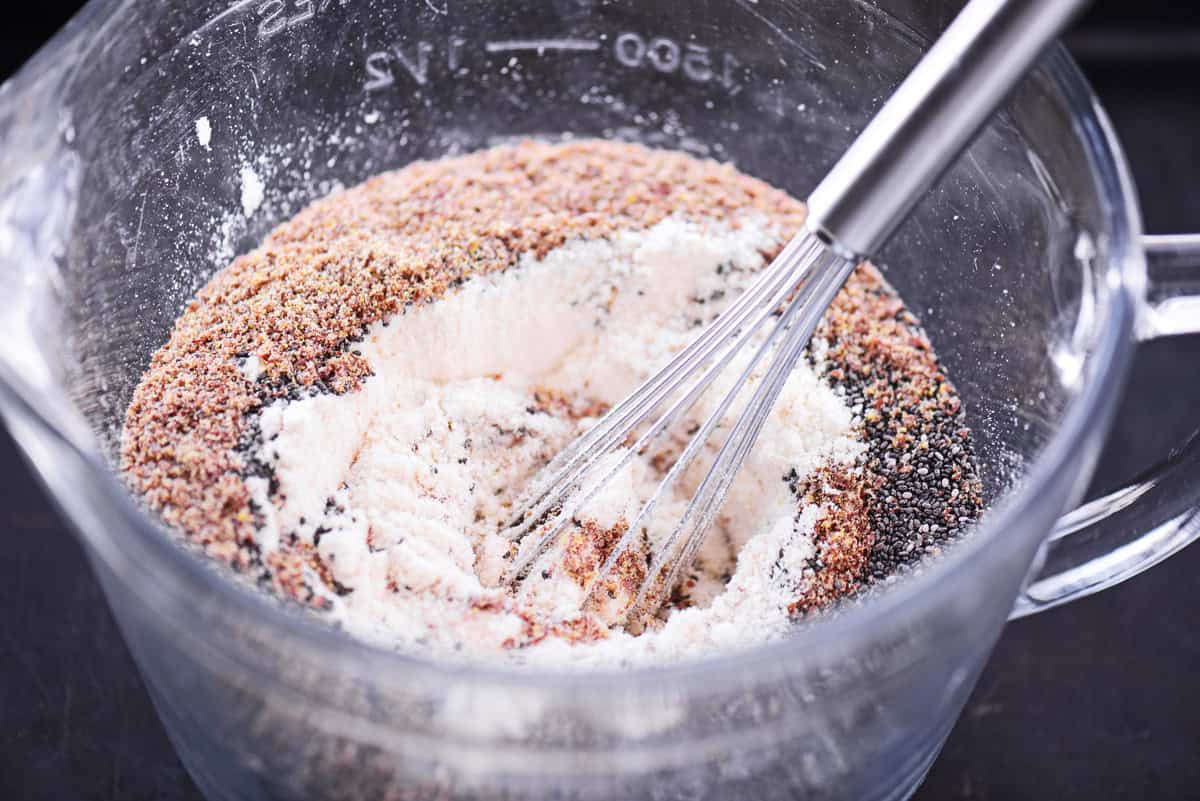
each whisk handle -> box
[805,0,1091,260]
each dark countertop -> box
[2,5,1200,800]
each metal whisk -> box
[503,0,1090,623]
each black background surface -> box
[2,3,1199,799]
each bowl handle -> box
[1011,233,1200,618]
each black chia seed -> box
[810,266,984,593]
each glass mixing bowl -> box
[1,1,1199,799]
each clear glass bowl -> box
[1,1,1198,800]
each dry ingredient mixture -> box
[121,140,982,668]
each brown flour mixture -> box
[121,140,982,663]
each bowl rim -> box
[0,29,1144,706]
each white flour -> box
[195,116,212,150]
[245,217,863,667]
[240,165,265,217]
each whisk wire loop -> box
[504,234,816,549]
[504,236,820,585]
[635,246,854,616]
[504,229,855,622]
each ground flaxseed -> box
[121,139,982,661]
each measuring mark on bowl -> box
[485,39,601,54]
[256,0,347,40]
[364,34,746,95]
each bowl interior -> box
[27,0,1123,640]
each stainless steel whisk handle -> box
[806,0,1092,261]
